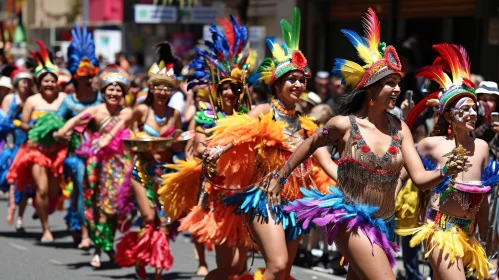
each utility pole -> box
[82,0,89,23]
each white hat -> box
[315,71,330,80]
[300,91,322,106]
[0,76,12,90]
[476,81,499,95]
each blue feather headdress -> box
[67,23,99,79]
[188,14,250,91]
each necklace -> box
[154,113,168,126]
[271,99,296,117]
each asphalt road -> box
[0,199,341,280]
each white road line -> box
[50,259,63,265]
[9,242,28,251]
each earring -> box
[447,124,452,135]
[369,95,374,106]
[277,89,281,95]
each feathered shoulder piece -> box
[67,23,99,79]
[30,40,59,81]
[251,7,308,86]
[482,160,499,187]
[148,42,180,88]
[407,44,477,128]
[332,8,402,89]
[189,14,250,90]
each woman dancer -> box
[55,23,101,249]
[1,68,34,230]
[200,8,337,279]
[398,44,495,280]
[159,15,255,280]
[264,9,466,280]
[54,66,132,267]
[7,40,67,242]
[115,42,181,280]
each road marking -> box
[9,242,28,251]
[50,259,63,265]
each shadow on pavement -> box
[0,229,71,240]
[67,260,121,270]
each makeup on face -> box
[451,97,477,122]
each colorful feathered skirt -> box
[284,187,399,267]
[115,156,175,271]
[396,208,491,280]
[6,143,67,191]
[180,179,251,247]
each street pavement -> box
[0,199,342,280]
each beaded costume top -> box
[337,115,403,219]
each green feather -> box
[291,7,300,50]
[280,19,292,48]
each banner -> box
[93,29,122,64]
[134,4,177,23]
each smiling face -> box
[39,74,57,96]
[478,93,498,112]
[275,70,307,106]
[17,78,31,94]
[152,83,173,106]
[104,84,123,106]
[219,81,241,110]
[370,74,401,110]
[447,97,478,132]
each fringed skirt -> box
[284,187,399,267]
[396,208,491,280]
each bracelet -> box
[273,172,288,186]
[106,132,114,138]
[12,120,22,128]
[214,145,223,153]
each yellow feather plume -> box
[339,60,366,88]
[158,159,202,221]
[267,40,288,63]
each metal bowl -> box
[123,137,174,153]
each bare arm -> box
[19,98,34,131]
[194,132,207,158]
[185,119,196,160]
[278,116,347,178]
[130,104,147,133]
[313,146,338,181]
[1,94,14,115]
[400,121,448,190]
[56,106,97,136]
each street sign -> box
[134,4,178,24]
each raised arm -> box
[55,106,96,137]
[400,121,461,190]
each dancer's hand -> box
[442,154,470,177]
[203,145,225,163]
[53,131,72,142]
[266,177,284,207]
[93,135,112,153]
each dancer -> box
[159,15,256,280]
[1,68,34,230]
[54,23,101,249]
[7,40,67,242]
[264,9,466,280]
[398,44,495,280]
[198,8,337,279]
[54,66,132,267]
[115,42,181,280]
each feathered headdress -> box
[10,67,33,87]
[30,40,59,81]
[406,44,477,128]
[250,7,308,86]
[99,65,131,92]
[148,42,181,89]
[189,14,250,90]
[67,23,99,79]
[332,8,402,89]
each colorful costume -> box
[158,15,254,251]
[75,68,131,252]
[284,8,403,267]
[58,23,101,231]
[7,41,67,212]
[401,44,493,280]
[115,44,181,272]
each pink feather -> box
[432,44,462,82]
[362,8,381,52]
[416,65,450,89]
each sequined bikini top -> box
[337,114,404,219]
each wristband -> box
[12,119,22,128]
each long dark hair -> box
[334,87,369,116]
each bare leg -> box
[427,243,466,280]
[78,225,91,249]
[194,241,209,275]
[285,238,300,279]
[131,178,156,278]
[6,185,16,225]
[16,197,27,230]
[248,214,290,280]
[205,243,249,280]
[334,225,395,280]
[32,164,52,242]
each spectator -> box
[298,91,321,115]
[128,54,145,76]
[474,81,499,160]
[314,71,330,103]
[326,75,345,110]
[309,104,333,125]
[0,76,13,104]
[250,83,269,107]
